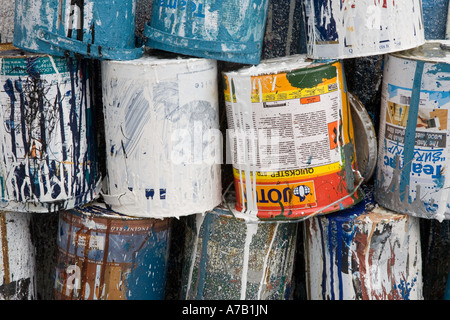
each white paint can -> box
[101,51,222,218]
[301,0,425,59]
[375,40,450,222]
[0,211,36,300]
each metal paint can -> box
[422,0,449,39]
[101,51,221,218]
[349,93,377,182]
[181,206,297,300]
[0,0,15,43]
[0,44,101,213]
[261,0,306,60]
[223,54,364,221]
[144,0,269,65]
[375,40,450,221]
[303,185,423,300]
[0,211,37,300]
[53,203,172,300]
[13,0,143,60]
[301,0,425,59]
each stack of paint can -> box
[2,0,450,302]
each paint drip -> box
[375,40,450,222]
[101,50,222,218]
[53,202,172,300]
[0,44,101,213]
[13,0,143,60]
[0,211,37,300]
[223,54,364,220]
[301,0,425,59]
[181,206,297,300]
[304,186,423,300]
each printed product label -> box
[379,83,449,204]
[225,62,351,213]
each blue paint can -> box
[53,203,172,300]
[422,0,449,39]
[0,44,101,213]
[375,40,450,221]
[13,0,143,60]
[144,0,269,64]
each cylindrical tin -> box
[223,55,364,221]
[349,93,377,182]
[13,0,143,60]
[261,0,306,60]
[181,207,297,300]
[53,203,172,300]
[144,0,269,65]
[0,44,101,213]
[304,186,423,300]
[375,41,450,221]
[422,0,449,40]
[0,211,37,300]
[301,0,425,59]
[0,0,15,43]
[101,51,221,218]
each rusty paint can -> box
[301,0,425,59]
[101,51,221,218]
[375,40,450,221]
[53,203,172,300]
[144,0,269,64]
[181,206,297,300]
[13,0,143,60]
[223,55,364,221]
[303,185,423,300]
[0,44,101,213]
[0,211,37,300]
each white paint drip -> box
[185,212,205,299]
[257,223,279,299]
[240,222,258,300]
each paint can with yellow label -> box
[223,55,364,221]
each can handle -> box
[36,28,143,60]
[144,25,261,54]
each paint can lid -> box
[391,40,450,64]
[349,93,377,182]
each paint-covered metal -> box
[223,54,364,221]
[261,0,306,59]
[181,206,297,300]
[0,211,37,300]
[13,0,143,60]
[53,203,172,300]
[422,0,449,39]
[0,44,101,213]
[375,40,450,222]
[304,185,423,300]
[301,0,425,59]
[101,51,221,218]
[144,0,269,65]
[0,0,15,43]
[349,93,377,182]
